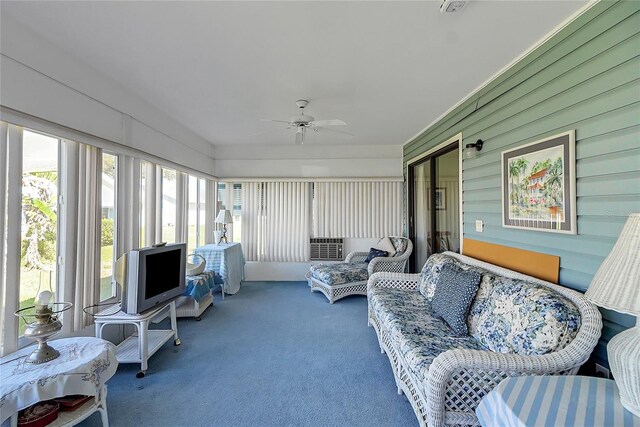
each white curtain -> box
[0,122,22,355]
[175,171,188,244]
[116,155,140,256]
[313,181,403,238]
[242,182,310,262]
[414,165,431,269]
[263,182,310,262]
[144,161,158,247]
[204,179,216,244]
[242,182,264,261]
[72,143,102,329]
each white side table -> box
[476,375,640,427]
[94,300,180,378]
[0,337,118,427]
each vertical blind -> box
[313,181,403,238]
[72,143,102,329]
[242,182,310,262]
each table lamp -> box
[585,212,640,417]
[14,290,73,363]
[215,209,233,244]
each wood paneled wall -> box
[403,0,640,366]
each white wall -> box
[244,237,380,281]
[215,144,402,178]
[0,15,216,176]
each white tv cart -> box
[95,300,180,378]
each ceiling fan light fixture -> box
[295,126,305,145]
[262,99,351,144]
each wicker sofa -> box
[307,237,412,304]
[367,251,602,427]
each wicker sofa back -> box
[367,252,602,427]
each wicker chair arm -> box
[345,252,369,263]
[367,272,420,292]
[368,239,413,274]
[426,297,603,427]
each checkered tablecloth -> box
[194,243,245,295]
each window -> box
[187,176,210,251]
[162,168,176,243]
[232,183,242,243]
[217,182,227,211]
[100,153,117,301]
[19,130,59,336]
[216,182,242,243]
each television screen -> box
[144,249,183,299]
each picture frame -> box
[435,188,446,211]
[501,130,576,234]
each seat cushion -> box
[369,287,484,391]
[471,277,581,355]
[309,263,369,286]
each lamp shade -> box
[215,209,233,224]
[585,213,640,316]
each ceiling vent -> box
[440,0,468,13]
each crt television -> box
[115,243,186,314]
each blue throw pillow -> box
[364,248,388,263]
[432,263,481,336]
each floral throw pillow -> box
[472,277,581,355]
[431,263,482,336]
[417,253,456,301]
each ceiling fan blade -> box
[314,126,354,138]
[260,119,291,124]
[311,119,347,127]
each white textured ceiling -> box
[1,1,587,147]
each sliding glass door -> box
[408,141,460,272]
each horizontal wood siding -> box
[403,0,640,367]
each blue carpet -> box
[82,282,416,427]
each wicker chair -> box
[307,237,412,304]
[367,252,602,427]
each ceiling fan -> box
[260,100,352,145]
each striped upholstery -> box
[476,376,640,427]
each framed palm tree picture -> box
[501,130,576,234]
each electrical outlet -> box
[595,363,610,379]
[475,220,484,233]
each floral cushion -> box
[309,263,369,286]
[368,286,483,391]
[471,277,581,355]
[417,253,456,300]
[389,237,408,257]
[368,287,437,334]
[467,270,499,338]
[396,325,484,394]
